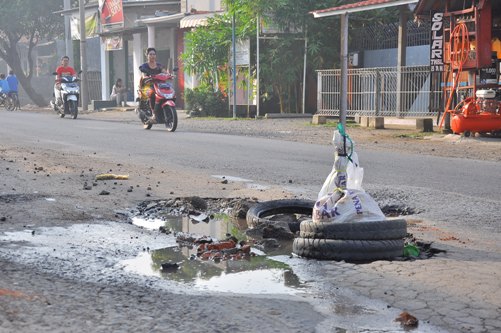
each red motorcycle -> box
[136,70,178,132]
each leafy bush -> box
[185,87,228,117]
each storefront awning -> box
[180,13,217,29]
[137,12,186,26]
[311,0,418,18]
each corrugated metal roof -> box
[137,12,185,26]
[311,0,418,18]
[180,13,216,28]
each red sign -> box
[99,0,124,32]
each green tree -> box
[0,0,64,106]
[181,0,399,114]
[181,15,232,93]
[182,0,340,114]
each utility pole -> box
[79,0,89,111]
[64,0,73,61]
[339,13,349,128]
[231,7,237,119]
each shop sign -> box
[430,12,444,72]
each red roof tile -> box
[313,0,416,15]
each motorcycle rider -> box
[139,47,165,125]
[7,70,20,109]
[0,73,10,96]
[54,56,76,110]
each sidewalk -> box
[317,227,501,332]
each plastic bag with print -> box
[313,124,384,223]
[313,189,385,223]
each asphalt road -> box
[1,109,500,332]
[2,110,500,198]
[2,110,500,235]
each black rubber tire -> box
[246,199,315,232]
[163,106,177,132]
[5,97,15,111]
[299,219,407,240]
[69,100,78,119]
[137,109,153,129]
[293,238,404,261]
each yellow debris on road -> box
[95,174,129,180]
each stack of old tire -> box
[292,218,407,261]
[291,123,407,261]
[246,199,407,261]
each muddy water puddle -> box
[0,220,446,332]
[128,214,304,294]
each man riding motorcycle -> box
[54,56,76,111]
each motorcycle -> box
[135,69,178,132]
[50,72,81,119]
[0,92,15,111]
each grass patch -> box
[187,116,254,121]
[308,120,359,128]
[395,132,434,139]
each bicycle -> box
[0,92,15,111]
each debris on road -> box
[395,311,419,328]
[95,173,129,180]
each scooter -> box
[136,69,178,132]
[50,72,81,119]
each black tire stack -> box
[245,199,407,261]
[292,219,407,261]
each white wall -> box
[363,45,430,68]
[181,0,223,12]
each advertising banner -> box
[99,0,124,32]
[104,36,123,51]
[71,12,99,40]
[430,12,444,72]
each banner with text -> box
[430,12,444,72]
[99,0,124,32]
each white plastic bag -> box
[317,155,349,200]
[318,129,359,199]
[314,126,384,223]
[312,189,385,223]
[346,151,364,191]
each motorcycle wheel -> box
[163,105,177,132]
[137,108,152,130]
[68,100,78,119]
[5,97,15,111]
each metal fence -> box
[87,71,102,101]
[86,71,135,101]
[316,66,443,118]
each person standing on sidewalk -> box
[7,70,20,109]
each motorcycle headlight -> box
[162,93,175,99]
